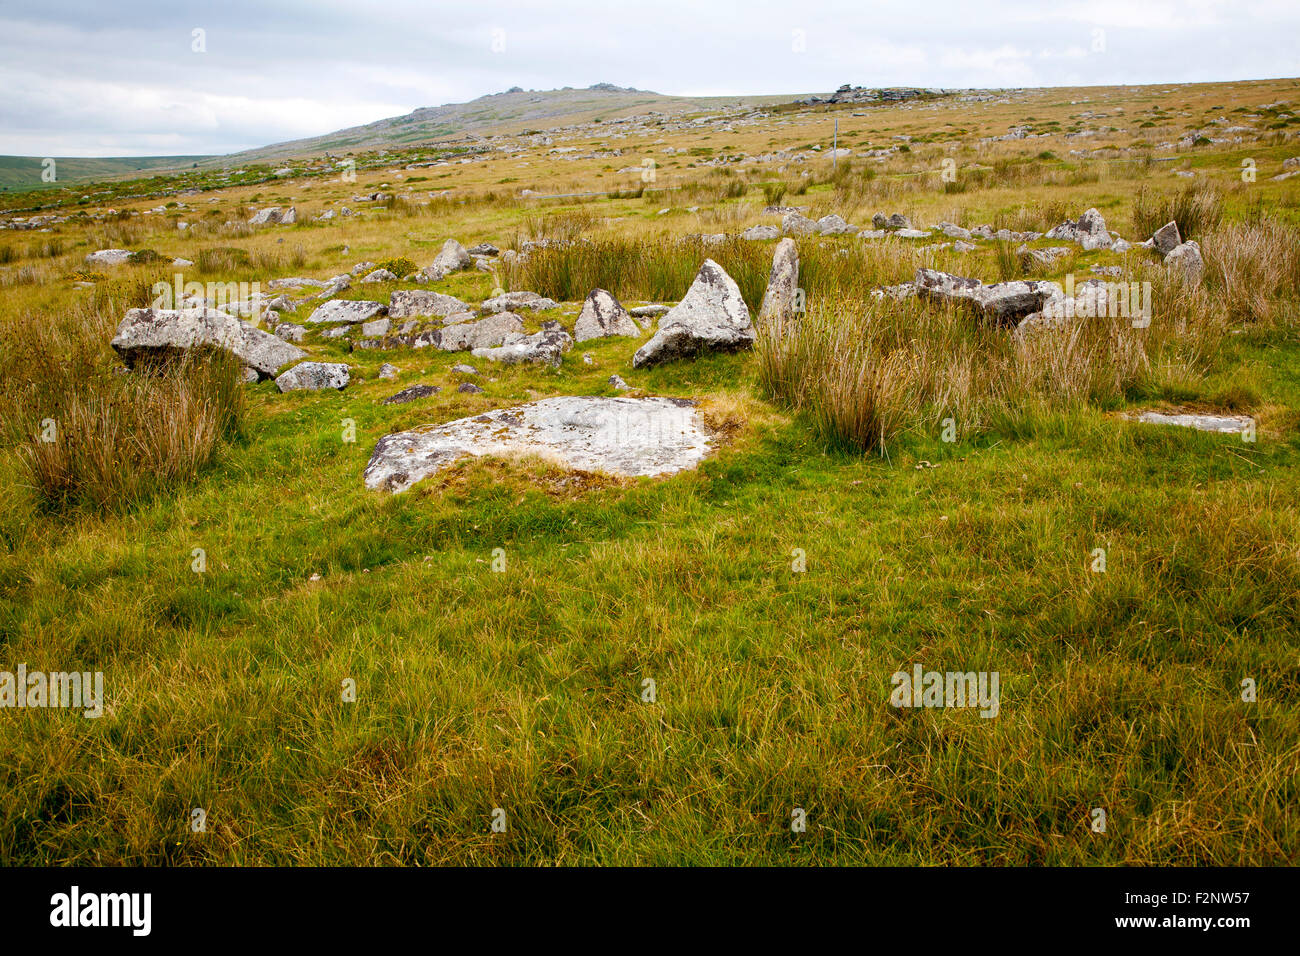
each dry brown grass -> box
[1203,217,1300,325]
[0,296,246,511]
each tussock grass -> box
[1202,217,1300,325]
[1132,182,1223,239]
[0,298,246,511]
[759,266,1229,453]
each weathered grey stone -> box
[873,212,912,230]
[782,211,817,236]
[434,312,525,351]
[363,396,713,492]
[377,362,399,380]
[274,323,306,343]
[632,259,754,369]
[275,361,350,392]
[388,290,469,319]
[268,277,327,291]
[421,238,471,280]
[609,374,632,391]
[85,249,132,265]
[472,321,573,367]
[816,213,855,235]
[1164,240,1204,281]
[1137,411,1253,433]
[111,307,306,378]
[311,275,352,300]
[758,237,800,326]
[361,317,391,337]
[450,363,477,375]
[382,384,441,405]
[457,382,484,394]
[1152,221,1182,255]
[915,268,1064,324]
[629,304,670,318]
[938,222,973,240]
[361,268,398,283]
[467,243,499,256]
[1017,245,1073,267]
[741,225,780,241]
[870,282,916,301]
[574,288,639,341]
[305,299,386,324]
[481,290,558,312]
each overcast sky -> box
[2,0,1297,157]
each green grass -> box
[1,334,1296,863]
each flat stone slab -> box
[1137,411,1254,434]
[364,396,712,493]
[305,299,385,324]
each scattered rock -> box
[467,243,499,257]
[481,290,558,312]
[378,363,400,380]
[388,290,469,319]
[427,312,524,351]
[817,214,855,235]
[382,384,441,405]
[1164,240,1204,281]
[249,207,296,226]
[609,374,632,391]
[274,323,307,343]
[758,237,800,326]
[450,363,478,375]
[305,299,386,324]
[85,249,132,266]
[915,268,1064,325]
[422,238,472,280]
[1047,208,1114,250]
[363,396,712,492]
[574,288,639,341]
[781,211,817,236]
[110,308,306,378]
[473,321,573,367]
[275,361,350,392]
[1136,411,1253,434]
[361,268,398,283]
[633,259,755,368]
[741,225,780,241]
[629,305,670,319]
[361,318,391,337]
[1017,245,1073,267]
[268,277,327,291]
[1152,220,1182,255]
[872,212,912,231]
[457,382,484,394]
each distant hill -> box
[215,84,798,165]
[0,155,214,193]
[0,84,803,194]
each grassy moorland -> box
[0,79,1297,865]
